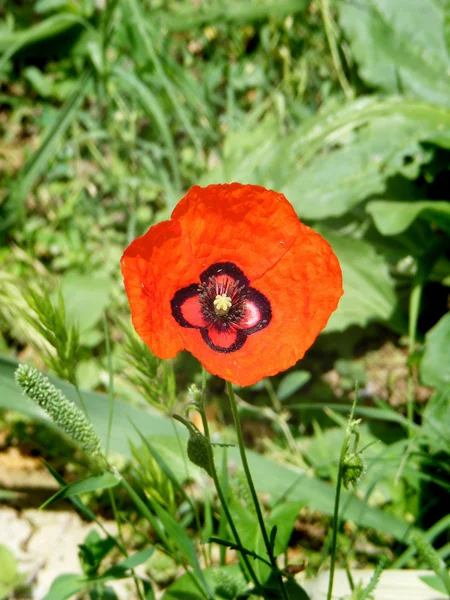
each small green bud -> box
[342,452,365,489]
[15,364,101,455]
[348,418,362,434]
[187,384,203,407]
[187,431,213,477]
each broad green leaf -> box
[41,574,85,600]
[41,472,121,508]
[339,0,450,106]
[367,200,450,235]
[318,231,397,332]
[421,314,450,389]
[61,271,113,332]
[283,114,433,219]
[202,97,450,219]
[277,371,311,401]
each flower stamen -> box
[214,294,232,315]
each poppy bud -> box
[342,453,365,489]
[187,384,203,408]
[187,431,213,477]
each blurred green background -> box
[0,0,449,589]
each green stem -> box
[326,391,358,600]
[326,434,347,600]
[199,372,260,588]
[406,279,422,436]
[74,384,89,418]
[107,488,146,600]
[103,313,115,457]
[226,381,289,600]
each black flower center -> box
[170,262,272,354]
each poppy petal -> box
[201,328,246,353]
[238,289,272,333]
[174,289,208,328]
[246,222,343,379]
[120,220,199,358]
[172,183,301,281]
[178,222,342,386]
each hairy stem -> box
[226,380,289,600]
[199,372,260,588]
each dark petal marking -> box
[201,328,247,353]
[171,283,204,329]
[200,262,250,286]
[170,262,272,354]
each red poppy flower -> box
[121,183,343,387]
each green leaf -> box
[41,472,121,508]
[41,574,85,600]
[0,545,17,586]
[203,97,450,220]
[228,498,302,583]
[78,530,116,577]
[23,66,54,97]
[367,200,450,235]
[339,0,450,106]
[103,547,155,577]
[421,386,450,454]
[61,271,113,332]
[149,502,202,577]
[419,573,449,594]
[318,231,397,332]
[421,313,450,389]
[277,371,311,401]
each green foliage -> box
[339,0,450,105]
[1,0,450,596]
[411,532,450,595]
[26,288,81,385]
[420,314,450,389]
[41,471,121,509]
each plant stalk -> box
[226,380,289,600]
[198,372,261,588]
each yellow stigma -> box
[213,294,232,315]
